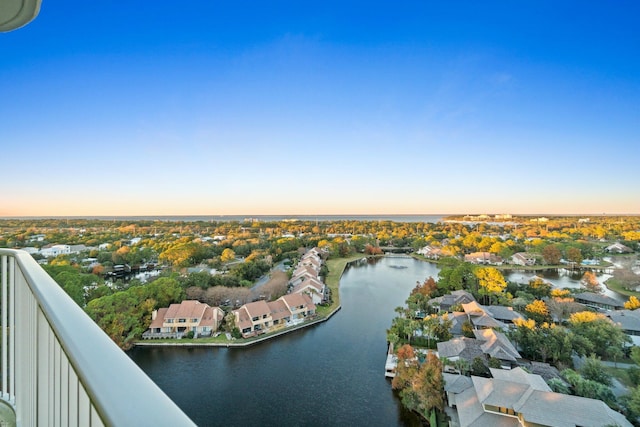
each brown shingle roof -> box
[242,300,272,318]
[149,308,168,329]
[165,300,208,320]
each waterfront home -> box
[607,308,640,346]
[472,329,521,368]
[234,293,316,338]
[605,242,633,254]
[574,292,624,311]
[510,252,536,266]
[464,252,503,266]
[292,277,326,304]
[484,305,525,326]
[437,329,520,369]
[290,265,319,287]
[429,290,476,313]
[417,245,446,259]
[461,301,507,330]
[443,367,632,427]
[144,300,224,339]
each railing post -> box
[1,254,7,400]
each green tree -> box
[580,354,612,386]
[566,247,583,265]
[568,312,629,358]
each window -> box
[178,318,186,323]
[166,319,174,323]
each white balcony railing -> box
[0,249,195,426]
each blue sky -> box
[1,1,639,216]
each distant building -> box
[605,242,633,254]
[511,252,536,266]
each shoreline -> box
[132,254,364,349]
[134,305,342,348]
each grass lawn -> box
[605,277,640,298]
[323,254,367,309]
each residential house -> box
[234,300,274,336]
[234,293,316,338]
[437,329,520,369]
[484,305,525,326]
[144,300,224,339]
[574,292,624,311]
[289,265,319,287]
[472,329,521,368]
[461,301,507,330]
[443,367,632,427]
[510,252,536,266]
[417,245,447,260]
[292,277,326,305]
[464,252,503,266]
[40,244,71,258]
[605,242,633,254]
[607,308,640,346]
[429,290,476,313]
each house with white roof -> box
[605,242,633,254]
[40,244,71,258]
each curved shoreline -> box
[134,305,342,348]
[132,254,364,349]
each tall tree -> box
[542,244,562,265]
[474,267,506,304]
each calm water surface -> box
[129,257,440,427]
[129,259,625,426]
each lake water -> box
[503,269,625,302]
[128,258,625,426]
[129,256,441,427]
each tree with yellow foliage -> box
[525,299,551,323]
[474,267,507,304]
[624,296,640,310]
[568,311,629,358]
[221,248,236,263]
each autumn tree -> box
[364,244,383,255]
[581,271,601,293]
[568,311,629,358]
[392,346,444,420]
[525,299,551,324]
[624,296,640,310]
[566,247,583,265]
[221,248,236,262]
[474,267,507,304]
[542,244,562,265]
[528,277,552,298]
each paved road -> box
[250,260,288,292]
